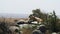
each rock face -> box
[9,26,20,34]
[38,25,46,33]
[32,24,47,34]
[32,30,43,34]
[52,32,57,34]
[9,26,19,32]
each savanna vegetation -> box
[29,9,60,33]
[0,9,60,34]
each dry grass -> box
[0,17,51,34]
[0,18,28,24]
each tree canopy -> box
[29,9,60,32]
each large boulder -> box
[32,30,43,34]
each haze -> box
[0,0,60,15]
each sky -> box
[0,0,60,15]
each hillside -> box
[0,13,29,18]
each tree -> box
[29,9,48,22]
[51,11,57,32]
[47,11,58,32]
[29,9,60,32]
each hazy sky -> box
[0,0,60,15]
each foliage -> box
[29,9,48,22]
[15,29,19,32]
[29,9,60,32]
[0,18,12,34]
